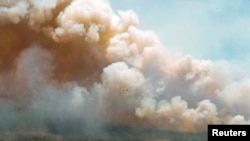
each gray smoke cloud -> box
[0,0,249,134]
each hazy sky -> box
[110,0,250,65]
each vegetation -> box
[0,125,207,141]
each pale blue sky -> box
[110,0,250,65]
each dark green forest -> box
[0,124,206,141]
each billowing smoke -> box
[0,0,249,134]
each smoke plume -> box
[0,0,249,134]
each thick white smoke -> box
[0,0,249,133]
